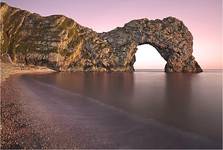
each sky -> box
[3,0,222,69]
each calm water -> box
[23,70,222,145]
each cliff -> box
[0,2,202,72]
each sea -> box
[20,69,222,148]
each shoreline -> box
[1,76,50,148]
[1,62,222,149]
[0,62,55,83]
[0,65,221,149]
[1,62,55,148]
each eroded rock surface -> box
[0,2,202,72]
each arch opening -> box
[133,44,166,71]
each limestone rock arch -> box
[100,17,202,72]
[0,2,202,72]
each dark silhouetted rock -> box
[0,2,202,72]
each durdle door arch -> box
[100,17,202,72]
[0,3,202,72]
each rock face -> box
[0,3,202,72]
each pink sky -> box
[3,0,222,69]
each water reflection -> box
[163,74,193,124]
[25,71,222,144]
[52,72,135,108]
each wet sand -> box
[1,72,221,149]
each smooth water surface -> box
[20,70,222,147]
